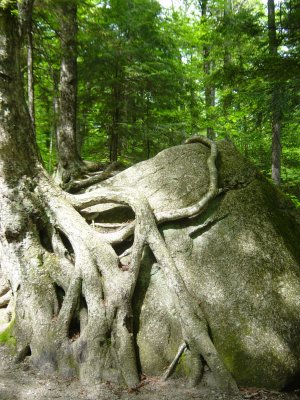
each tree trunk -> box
[0,2,40,179]
[53,2,100,185]
[189,80,198,134]
[223,0,232,68]
[268,0,282,185]
[56,1,79,176]
[0,2,239,393]
[55,1,81,184]
[110,68,121,162]
[222,0,233,132]
[0,2,138,386]
[110,107,119,162]
[27,7,35,132]
[200,0,216,140]
[50,70,60,173]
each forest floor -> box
[0,345,300,400]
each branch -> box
[161,342,187,381]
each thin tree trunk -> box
[268,0,282,185]
[110,67,121,162]
[223,0,232,67]
[27,16,35,132]
[52,69,59,172]
[204,55,215,139]
[222,0,233,127]
[55,1,81,183]
[146,102,151,159]
[199,0,216,139]
[48,128,53,173]
[271,114,281,184]
[189,80,198,134]
[110,106,119,162]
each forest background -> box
[30,0,299,202]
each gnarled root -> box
[0,173,140,386]
[54,158,108,189]
[69,136,237,392]
[64,161,122,193]
[0,273,13,333]
[70,183,237,392]
[0,137,238,393]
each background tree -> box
[199,0,216,139]
[78,0,186,163]
[54,0,82,183]
[26,0,36,132]
[268,0,282,185]
[23,0,300,200]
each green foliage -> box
[31,0,299,200]
[32,2,60,172]
[288,195,300,208]
[77,0,186,162]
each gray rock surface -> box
[105,141,300,390]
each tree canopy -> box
[28,0,299,201]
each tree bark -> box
[199,0,216,140]
[0,1,40,182]
[27,4,35,132]
[52,2,100,185]
[222,0,233,126]
[110,66,121,162]
[55,1,81,184]
[268,0,282,185]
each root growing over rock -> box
[0,137,238,393]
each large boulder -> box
[103,140,300,390]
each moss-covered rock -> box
[113,140,300,390]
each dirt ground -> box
[0,345,299,400]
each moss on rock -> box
[0,319,16,349]
[125,141,300,390]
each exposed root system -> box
[0,137,237,393]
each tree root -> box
[155,136,219,223]
[54,158,106,188]
[66,137,238,392]
[64,161,121,193]
[0,137,238,392]
[0,280,13,332]
[69,184,237,391]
